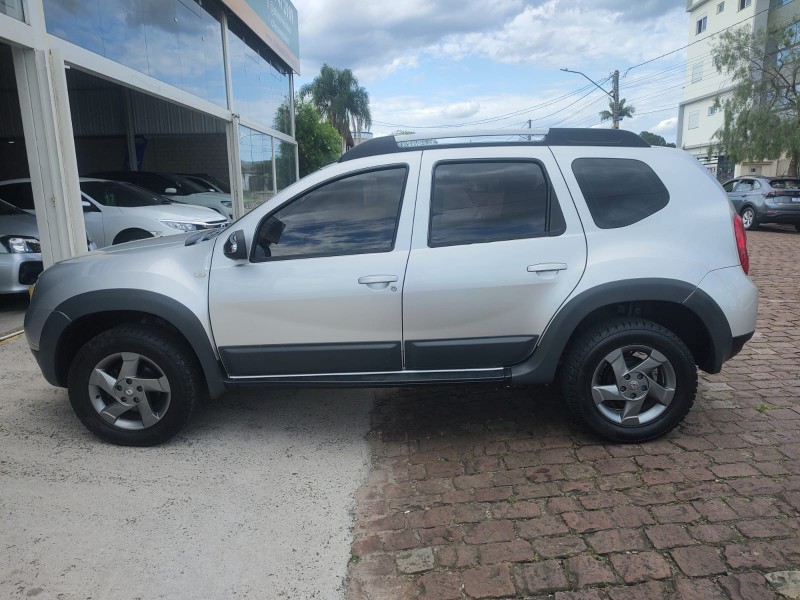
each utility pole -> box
[560,68,621,129]
[611,70,620,130]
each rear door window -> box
[571,158,669,229]
[428,161,565,247]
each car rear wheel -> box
[67,325,204,446]
[740,207,758,230]
[562,318,697,443]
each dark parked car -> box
[723,176,800,231]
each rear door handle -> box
[527,263,567,273]
[358,275,398,291]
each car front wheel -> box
[562,319,697,443]
[67,325,204,446]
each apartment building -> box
[678,0,799,179]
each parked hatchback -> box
[722,176,800,231]
[0,199,96,294]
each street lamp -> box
[560,68,620,129]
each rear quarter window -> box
[571,158,670,229]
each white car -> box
[89,171,234,220]
[25,129,758,446]
[0,178,229,247]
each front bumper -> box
[0,252,43,294]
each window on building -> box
[688,111,700,129]
[696,16,708,34]
[717,2,725,12]
[739,0,752,9]
[428,161,564,247]
[776,20,800,63]
[708,105,719,116]
[692,63,704,83]
[571,159,670,229]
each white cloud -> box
[294,0,686,81]
[441,101,481,119]
[652,117,679,133]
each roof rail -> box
[339,127,650,162]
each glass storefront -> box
[239,125,297,210]
[275,139,297,191]
[43,0,227,107]
[228,19,291,135]
[239,125,274,210]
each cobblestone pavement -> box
[346,227,800,600]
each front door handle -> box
[358,275,398,291]
[527,263,567,273]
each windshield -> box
[0,198,27,216]
[81,181,170,207]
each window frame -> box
[739,0,752,9]
[717,1,725,13]
[688,111,700,129]
[426,158,564,249]
[249,164,410,264]
[692,62,704,83]
[696,15,708,34]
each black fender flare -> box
[43,289,226,398]
[510,278,732,384]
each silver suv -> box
[25,129,758,446]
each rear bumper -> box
[729,332,753,361]
[759,207,800,224]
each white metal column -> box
[13,45,87,266]
[226,115,245,220]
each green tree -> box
[599,98,635,124]
[639,131,676,147]
[274,100,343,178]
[299,64,372,153]
[710,20,800,176]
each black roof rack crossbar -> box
[339,127,650,162]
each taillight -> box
[733,213,749,275]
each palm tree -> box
[299,65,372,153]
[599,99,635,127]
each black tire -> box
[113,229,153,245]
[67,325,204,446]
[794,224,800,233]
[740,206,758,231]
[561,318,697,443]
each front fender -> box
[40,289,226,399]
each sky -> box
[292,0,690,143]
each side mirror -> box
[81,200,98,212]
[223,229,248,260]
[164,187,177,194]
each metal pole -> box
[612,70,620,130]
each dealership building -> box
[0,0,299,266]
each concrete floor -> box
[0,334,375,600]
[0,293,27,337]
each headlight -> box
[0,235,41,253]
[160,220,201,232]
[221,201,232,208]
